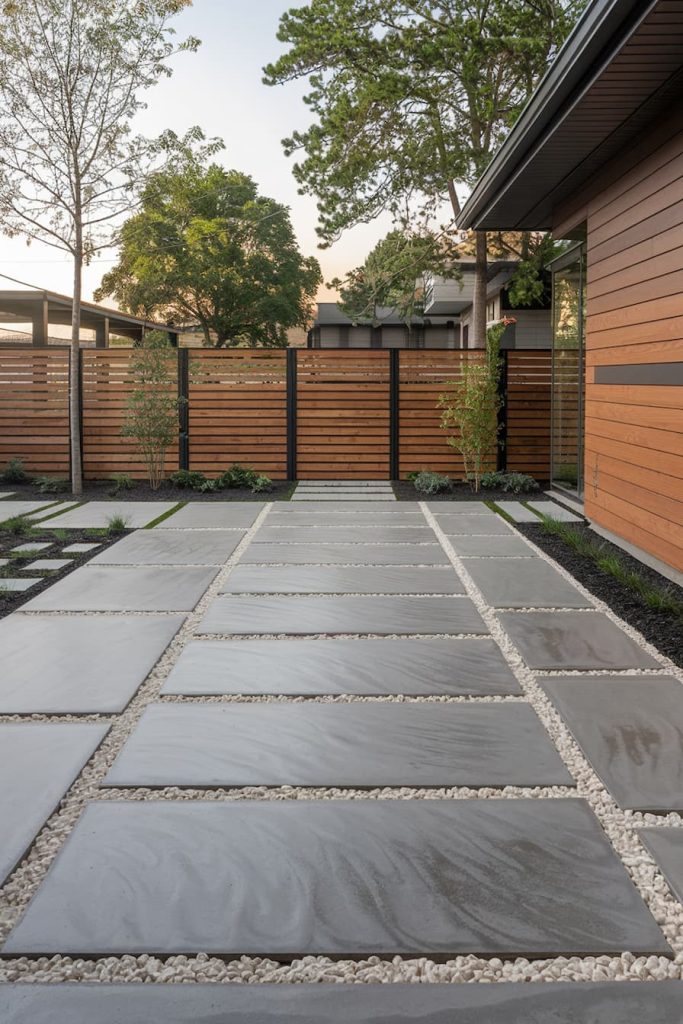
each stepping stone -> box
[281,501,399,512]
[221,566,464,594]
[4,798,667,956]
[540,676,683,812]
[0,722,108,885]
[428,502,495,514]
[106,702,572,789]
[264,512,424,527]
[89,529,243,566]
[255,526,432,544]
[640,829,683,904]
[23,565,216,612]
[62,543,100,554]
[465,558,591,608]
[0,615,184,714]
[0,500,59,520]
[437,515,512,535]
[197,595,488,636]
[10,542,52,553]
[0,491,15,498]
[3,981,683,1024]
[0,558,7,567]
[271,503,416,515]
[242,543,449,565]
[45,501,176,529]
[157,502,264,529]
[528,500,582,522]
[496,501,542,523]
[0,578,42,592]
[449,535,536,557]
[297,481,392,488]
[24,559,71,571]
[162,638,522,697]
[500,611,660,670]
[292,493,396,502]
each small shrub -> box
[251,474,274,493]
[198,478,222,493]
[0,457,31,483]
[481,471,539,494]
[412,471,452,495]
[109,473,135,496]
[0,515,32,536]
[106,513,130,535]
[169,470,208,491]
[220,464,259,489]
[123,333,181,490]
[34,476,70,495]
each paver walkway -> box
[1,498,682,1018]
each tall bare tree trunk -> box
[471,229,488,349]
[70,238,84,495]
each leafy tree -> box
[0,0,199,493]
[264,0,583,347]
[96,160,322,347]
[123,332,179,490]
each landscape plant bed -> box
[516,521,683,669]
[3,479,296,503]
[0,521,131,621]
[392,480,549,502]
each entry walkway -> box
[1,500,682,1018]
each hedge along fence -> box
[0,347,553,481]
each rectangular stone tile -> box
[44,501,177,528]
[291,494,396,502]
[438,515,512,535]
[640,829,683,905]
[262,512,425,527]
[465,558,591,608]
[0,578,42,592]
[221,566,464,594]
[242,543,449,565]
[11,542,52,553]
[157,502,264,529]
[540,677,683,812]
[24,559,71,571]
[62,543,100,553]
[23,565,216,612]
[0,500,60,520]
[0,723,108,885]
[528,500,582,522]
[0,491,15,499]
[105,703,573,788]
[162,638,521,697]
[0,614,184,714]
[4,798,668,956]
[427,502,496,514]
[255,526,433,544]
[197,595,488,636]
[3,982,683,1024]
[499,612,660,670]
[496,501,541,523]
[449,535,536,557]
[89,529,243,566]
[271,501,403,513]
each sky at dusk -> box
[0,0,392,311]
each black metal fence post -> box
[389,348,400,481]
[497,349,508,472]
[287,348,297,481]
[178,348,190,471]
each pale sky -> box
[0,0,392,314]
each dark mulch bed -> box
[2,479,296,503]
[0,520,132,621]
[516,521,683,670]
[392,480,549,502]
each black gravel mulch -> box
[2,479,296,504]
[516,521,683,670]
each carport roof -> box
[0,288,172,340]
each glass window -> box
[551,245,585,497]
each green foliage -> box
[106,513,129,535]
[170,470,208,490]
[96,160,322,347]
[123,332,180,490]
[412,471,452,495]
[109,473,135,496]
[168,464,270,494]
[0,515,32,536]
[481,471,539,494]
[439,323,506,492]
[251,474,274,494]
[506,235,564,307]
[0,457,31,483]
[34,476,69,494]
[219,464,260,489]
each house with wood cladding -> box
[458,0,683,578]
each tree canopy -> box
[96,160,322,347]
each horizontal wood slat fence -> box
[0,348,552,481]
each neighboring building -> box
[308,304,460,349]
[458,0,683,577]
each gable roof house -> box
[458,0,683,579]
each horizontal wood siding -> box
[506,351,552,478]
[188,350,287,479]
[0,349,70,476]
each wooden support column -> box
[95,317,109,349]
[31,298,49,346]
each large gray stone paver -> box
[437,515,512,535]
[197,595,488,636]
[157,502,263,529]
[90,529,243,566]
[23,565,216,612]
[465,558,592,608]
[105,703,572,788]
[499,612,660,670]
[292,494,396,502]
[449,535,536,557]
[4,799,667,956]
[221,565,464,594]
[265,512,424,527]
[540,677,683,812]
[528,500,582,522]
[162,638,522,697]
[0,723,109,885]
[495,501,542,523]
[427,502,495,514]
[0,578,42,592]
[269,502,404,514]
[43,501,176,528]
[2,982,683,1024]
[0,614,185,713]
[241,543,449,565]
[254,526,433,544]
[639,829,683,905]
[0,500,60,520]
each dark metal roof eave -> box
[457,0,659,230]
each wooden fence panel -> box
[506,351,552,478]
[82,350,179,480]
[297,351,390,479]
[188,350,288,479]
[0,348,70,475]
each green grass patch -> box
[145,502,186,529]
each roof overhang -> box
[0,289,171,340]
[458,0,683,231]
